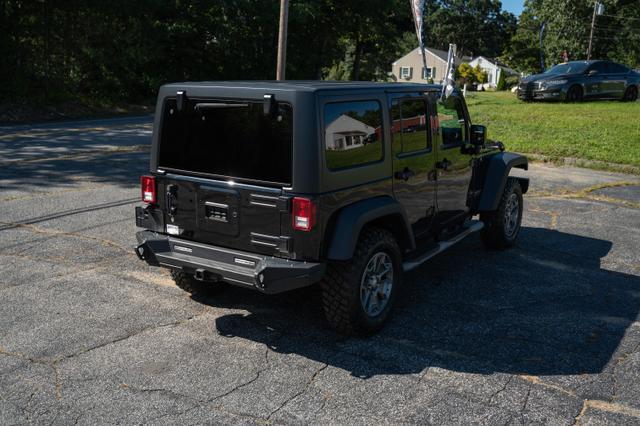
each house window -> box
[422,67,436,80]
[400,67,412,79]
[324,100,383,170]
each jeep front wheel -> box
[320,228,402,336]
[480,178,523,249]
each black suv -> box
[135,81,529,335]
[517,60,640,102]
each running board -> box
[402,220,484,272]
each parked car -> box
[135,81,529,335]
[517,60,640,102]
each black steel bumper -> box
[135,230,325,294]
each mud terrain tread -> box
[320,228,399,335]
[480,177,522,250]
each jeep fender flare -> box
[325,196,415,261]
[478,152,529,212]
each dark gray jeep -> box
[135,81,529,335]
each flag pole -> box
[410,0,427,79]
[276,0,289,81]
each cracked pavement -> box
[1,116,640,425]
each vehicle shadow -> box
[194,227,640,378]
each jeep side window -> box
[390,98,430,155]
[438,96,466,146]
[324,100,384,170]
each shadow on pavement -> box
[197,227,639,378]
[1,151,149,192]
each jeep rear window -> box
[324,100,383,170]
[158,99,292,185]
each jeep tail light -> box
[141,175,156,204]
[292,197,316,231]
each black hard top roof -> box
[162,80,443,93]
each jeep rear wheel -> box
[320,228,402,336]
[480,178,523,250]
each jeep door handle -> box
[436,159,452,171]
[394,167,415,181]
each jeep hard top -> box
[135,81,529,335]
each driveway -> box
[1,117,639,424]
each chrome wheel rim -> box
[360,252,394,317]
[503,193,520,238]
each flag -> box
[410,0,428,73]
[442,43,456,99]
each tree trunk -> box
[350,39,363,81]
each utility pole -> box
[276,0,289,81]
[587,1,604,60]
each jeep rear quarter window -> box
[158,99,293,185]
[324,100,383,170]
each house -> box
[325,114,376,151]
[391,47,470,84]
[467,56,519,89]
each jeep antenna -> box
[410,0,428,76]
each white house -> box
[467,56,519,89]
[325,114,376,151]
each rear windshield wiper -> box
[194,102,249,111]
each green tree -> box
[501,0,640,73]
[496,69,506,90]
[473,65,488,84]
[424,0,517,58]
[456,63,476,84]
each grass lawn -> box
[465,92,640,169]
[325,142,382,170]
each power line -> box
[601,14,640,22]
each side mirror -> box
[470,124,486,146]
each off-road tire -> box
[566,85,583,102]
[171,270,220,295]
[320,228,402,336]
[623,86,638,102]
[480,178,523,250]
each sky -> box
[501,0,525,16]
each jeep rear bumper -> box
[135,231,325,294]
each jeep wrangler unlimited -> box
[135,81,528,335]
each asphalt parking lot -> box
[1,116,639,425]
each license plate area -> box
[197,187,239,236]
[205,202,229,222]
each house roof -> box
[393,47,472,66]
[470,56,519,75]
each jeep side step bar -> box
[402,220,484,272]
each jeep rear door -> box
[154,97,292,256]
[389,93,437,237]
